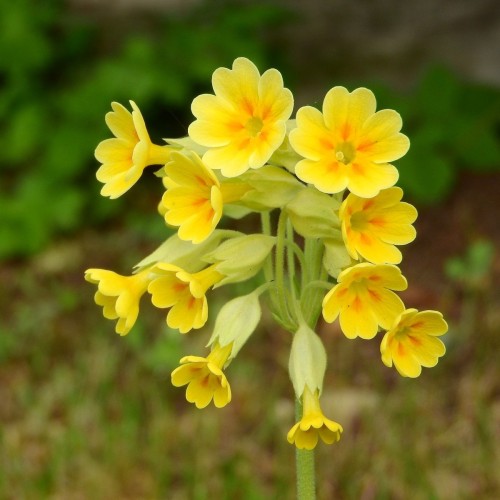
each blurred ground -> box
[1,170,499,499]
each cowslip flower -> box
[381,309,448,378]
[322,263,407,339]
[159,151,249,243]
[147,263,223,333]
[171,342,233,408]
[188,57,294,177]
[95,101,172,198]
[340,187,417,264]
[84,268,151,335]
[289,86,409,198]
[287,386,343,450]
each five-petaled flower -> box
[290,86,409,198]
[159,151,250,243]
[381,309,448,378]
[188,57,294,177]
[147,263,223,333]
[171,342,233,408]
[322,263,407,339]
[340,187,418,264]
[95,101,172,198]
[287,386,343,450]
[84,268,151,335]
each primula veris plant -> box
[85,57,448,498]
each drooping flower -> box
[340,187,417,264]
[381,309,448,378]
[95,101,172,198]
[287,386,343,450]
[171,342,233,408]
[159,151,249,243]
[147,263,223,333]
[188,57,294,177]
[289,86,410,198]
[84,268,151,335]
[322,263,407,339]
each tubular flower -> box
[171,342,233,408]
[340,187,418,264]
[95,101,172,198]
[147,263,223,333]
[287,386,343,450]
[322,263,407,339]
[159,151,249,243]
[84,268,151,335]
[188,57,294,177]
[381,309,448,378]
[289,86,410,198]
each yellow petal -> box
[290,106,331,160]
[346,161,399,198]
[106,102,136,141]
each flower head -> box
[322,263,407,339]
[171,343,233,408]
[287,386,343,450]
[381,309,448,377]
[95,101,172,198]
[340,187,417,264]
[84,268,151,335]
[290,86,409,198]
[188,57,294,177]
[147,263,223,333]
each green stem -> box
[295,398,316,500]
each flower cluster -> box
[86,57,448,450]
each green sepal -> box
[133,229,241,274]
[288,322,327,398]
[203,234,276,287]
[322,238,352,279]
[286,187,341,239]
[163,136,207,156]
[208,290,262,361]
[237,165,303,211]
[268,120,302,172]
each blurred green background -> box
[1,0,499,498]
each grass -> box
[1,217,499,499]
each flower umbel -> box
[322,263,407,339]
[84,268,151,335]
[188,57,294,177]
[147,263,223,333]
[171,342,233,408]
[381,309,448,377]
[95,101,172,198]
[340,187,417,264]
[290,86,409,198]
[287,386,343,450]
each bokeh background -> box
[1,0,499,498]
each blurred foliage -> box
[373,66,500,204]
[0,0,291,259]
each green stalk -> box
[295,398,316,500]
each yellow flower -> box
[340,187,417,264]
[188,57,294,177]
[322,263,407,339]
[381,309,448,378]
[147,263,223,333]
[84,268,151,335]
[171,342,233,408]
[287,386,343,450]
[159,151,249,243]
[95,101,172,198]
[289,86,410,198]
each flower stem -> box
[295,398,316,500]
